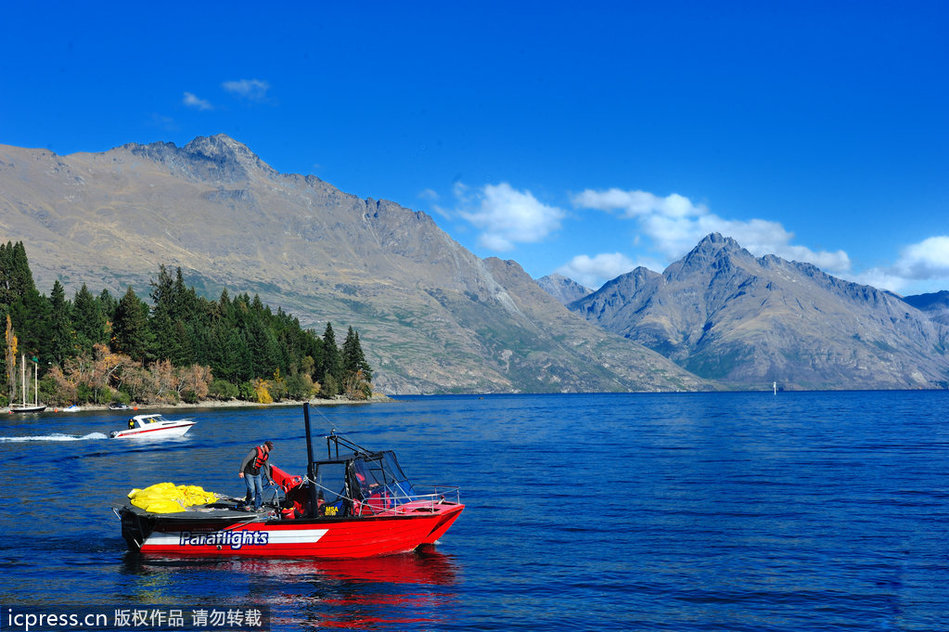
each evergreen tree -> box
[47,281,73,366]
[98,289,118,322]
[149,266,198,364]
[0,242,36,307]
[342,326,372,383]
[1,242,49,363]
[0,244,375,403]
[0,242,13,308]
[112,287,153,363]
[319,322,342,395]
[72,284,106,356]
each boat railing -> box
[304,478,460,517]
[356,485,461,516]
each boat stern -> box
[117,505,152,551]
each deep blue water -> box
[1,391,949,631]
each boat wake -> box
[0,432,109,443]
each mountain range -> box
[0,135,705,394]
[2,135,946,393]
[903,291,949,326]
[561,234,949,390]
[535,274,592,305]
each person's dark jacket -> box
[240,446,273,481]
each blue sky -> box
[2,1,947,294]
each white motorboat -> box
[110,414,195,439]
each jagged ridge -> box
[0,136,707,394]
[569,233,949,389]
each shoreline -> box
[4,394,394,414]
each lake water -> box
[1,391,948,631]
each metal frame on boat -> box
[115,404,464,558]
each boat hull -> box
[121,503,464,559]
[110,422,195,439]
[10,405,47,414]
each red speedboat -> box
[116,405,464,558]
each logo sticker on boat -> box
[144,528,329,550]
[180,530,270,549]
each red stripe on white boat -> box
[115,423,193,437]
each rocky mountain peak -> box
[689,233,748,260]
[665,233,755,281]
[568,233,949,389]
[183,134,263,167]
[124,134,275,183]
[536,273,593,305]
[594,266,660,296]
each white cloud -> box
[893,236,949,280]
[853,268,909,293]
[222,79,270,101]
[573,187,851,275]
[856,235,949,293]
[573,188,706,219]
[183,92,213,110]
[555,253,640,289]
[457,182,565,251]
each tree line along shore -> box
[1,241,374,408]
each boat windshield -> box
[314,461,349,505]
[350,451,416,503]
[311,450,418,513]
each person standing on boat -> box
[238,440,274,511]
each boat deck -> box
[120,499,270,522]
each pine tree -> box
[2,242,49,363]
[72,284,106,356]
[112,287,153,364]
[98,289,118,322]
[47,281,73,366]
[149,266,196,364]
[0,243,376,404]
[0,242,13,308]
[320,322,342,396]
[342,326,372,383]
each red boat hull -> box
[127,503,464,559]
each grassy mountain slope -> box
[569,234,949,389]
[0,135,708,394]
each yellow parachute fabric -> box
[128,482,219,513]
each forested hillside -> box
[0,241,373,407]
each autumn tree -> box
[4,315,16,405]
[176,364,213,403]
